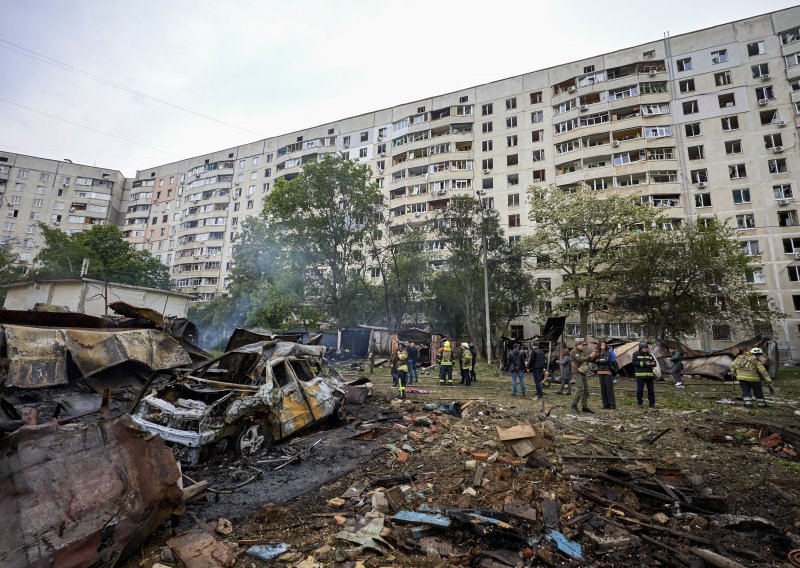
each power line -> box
[0,36,263,137]
[0,97,185,159]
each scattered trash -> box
[545,530,583,560]
[245,543,290,562]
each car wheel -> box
[236,422,267,457]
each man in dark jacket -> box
[632,342,658,408]
[527,342,547,400]
[406,341,419,384]
[507,343,527,398]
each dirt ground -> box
[129,364,800,567]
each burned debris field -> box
[1,307,799,568]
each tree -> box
[428,195,542,353]
[524,184,662,336]
[0,240,28,302]
[366,217,430,330]
[262,155,384,327]
[610,220,780,342]
[33,224,169,289]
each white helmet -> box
[750,347,763,355]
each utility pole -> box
[476,192,492,365]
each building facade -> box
[4,7,800,354]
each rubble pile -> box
[128,393,800,568]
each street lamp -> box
[476,192,492,365]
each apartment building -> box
[0,153,126,262]
[5,7,800,354]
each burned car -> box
[131,341,347,465]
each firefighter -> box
[396,342,409,399]
[730,347,771,408]
[459,342,473,386]
[438,339,454,385]
[631,342,658,409]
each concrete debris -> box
[0,414,183,568]
[167,529,237,568]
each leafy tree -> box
[524,183,662,336]
[262,155,384,327]
[0,240,28,302]
[610,220,780,342]
[33,224,169,289]
[366,218,430,330]
[428,195,542,354]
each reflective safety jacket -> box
[438,346,453,366]
[397,350,408,372]
[631,349,657,379]
[730,353,770,383]
[461,349,472,368]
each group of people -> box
[387,335,774,408]
[507,339,665,412]
[435,339,476,387]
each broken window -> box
[741,240,759,256]
[695,193,712,208]
[481,103,493,115]
[760,109,779,125]
[718,93,735,108]
[682,100,698,115]
[748,41,766,56]
[690,169,708,184]
[482,178,493,190]
[639,81,667,94]
[789,266,800,282]
[360,132,368,142]
[507,135,518,147]
[508,214,521,227]
[531,130,544,142]
[779,210,799,227]
[531,170,546,182]
[784,237,800,253]
[774,184,793,200]
[786,52,800,67]
[735,213,755,229]
[714,71,732,86]
[506,116,518,128]
[687,145,704,160]
[729,164,747,179]
[505,97,517,110]
[507,174,519,186]
[685,122,701,137]
[751,63,770,78]
[721,116,739,131]
[725,140,742,154]
[756,86,775,101]
[732,188,751,204]
[532,149,544,162]
[645,126,672,138]
[530,91,542,104]
[679,79,695,93]
[506,154,519,166]
[482,140,493,152]
[768,159,788,174]
[676,58,692,72]
[531,110,544,123]
[711,50,728,64]
[764,133,783,149]
[482,158,493,171]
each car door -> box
[287,358,339,422]
[270,359,315,438]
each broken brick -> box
[782,446,798,458]
[393,423,408,431]
[394,451,410,464]
[408,431,425,442]
[761,433,783,449]
[471,452,490,461]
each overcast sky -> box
[0,0,797,176]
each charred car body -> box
[131,341,347,465]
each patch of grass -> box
[777,367,800,381]
[779,459,800,474]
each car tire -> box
[236,422,268,458]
